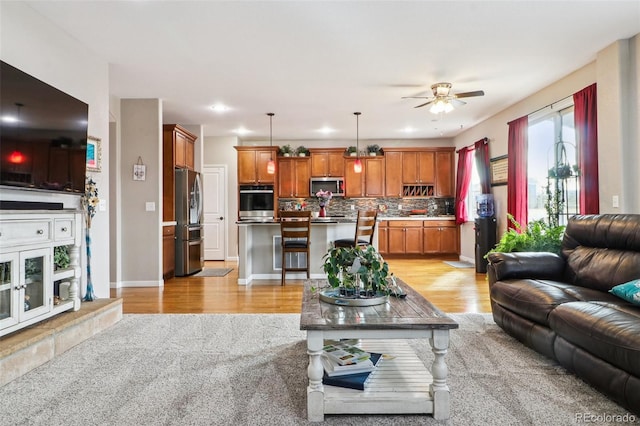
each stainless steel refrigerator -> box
[175,168,204,276]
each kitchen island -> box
[236,217,372,285]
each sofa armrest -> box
[487,252,565,284]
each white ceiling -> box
[26,1,640,142]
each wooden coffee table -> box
[300,278,459,422]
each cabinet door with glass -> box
[0,253,18,329]
[19,248,51,322]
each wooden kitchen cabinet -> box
[310,148,345,177]
[423,220,459,254]
[162,225,176,280]
[235,146,278,184]
[403,151,435,184]
[163,124,198,222]
[377,221,389,254]
[384,151,403,197]
[388,221,423,254]
[344,157,385,197]
[278,157,311,198]
[435,150,455,197]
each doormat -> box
[443,261,474,269]
[193,268,233,277]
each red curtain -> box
[507,116,528,230]
[455,147,473,225]
[474,138,491,193]
[574,83,599,214]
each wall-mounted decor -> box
[490,155,508,186]
[133,156,146,181]
[86,136,102,172]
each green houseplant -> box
[295,145,310,156]
[54,245,71,270]
[322,245,390,297]
[278,144,293,156]
[345,146,358,156]
[487,214,565,256]
[366,144,382,156]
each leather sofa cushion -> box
[490,279,621,326]
[563,246,640,292]
[550,301,640,377]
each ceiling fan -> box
[403,82,484,113]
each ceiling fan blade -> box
[414,100,435,108]
[453,90,485,99]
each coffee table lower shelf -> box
[320,339,434,417]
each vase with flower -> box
[82,177,99,301]
[315,189,333,217]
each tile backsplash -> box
[278,196,455,217]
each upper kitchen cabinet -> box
[310,148,345,177]
[163,124,198,222]
[344,157,385,198]
[164,124,197,170]
[435,150,455,197]
[384,150,403,197]
[278,157,311,198]
[235,146,278,184]
[402,151,435,184]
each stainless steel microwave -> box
[310,177,345,197]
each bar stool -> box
[279,210,311,285]
[333,209,378,248]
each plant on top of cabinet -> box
[296,145,310,156]
[367,144,382,156]
[345,146,358,156]
[279,144,293,156]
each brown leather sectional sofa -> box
[487,214,640,414]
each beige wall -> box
[119,99,163,286]
[0,2,111,298]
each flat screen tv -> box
[0,60,89,195]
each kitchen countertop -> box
[236,215,455,224]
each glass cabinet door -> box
[0,253,18,329]
[19,248,51,322]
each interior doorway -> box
[202,165,227,260]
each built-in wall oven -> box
[239,184,275,220]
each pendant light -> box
[353,112,362,173]
[266,112,276,175]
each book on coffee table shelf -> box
[322,353,383,390]
[323,340,371,366]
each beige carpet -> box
[0,313,633,425]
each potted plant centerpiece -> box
[367,144,382,156]
[321,244,393,306]
[279,144,293,157]
[345,146,358,157]
[296,145,310,157]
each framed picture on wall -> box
[86,136,102,172]
[490,155,508,186]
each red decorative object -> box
[319,206,326,217]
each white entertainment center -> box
[0,209,83,337]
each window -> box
[528,101,578,225]
[467,153,481,221]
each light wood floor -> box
[110,257,491,314]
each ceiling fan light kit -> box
[403,81,485,114]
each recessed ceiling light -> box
[210,104,230,113]
[401,127,416,133]
[317,126,336,135]
[1,115,18,123]
[233,127,251,135]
